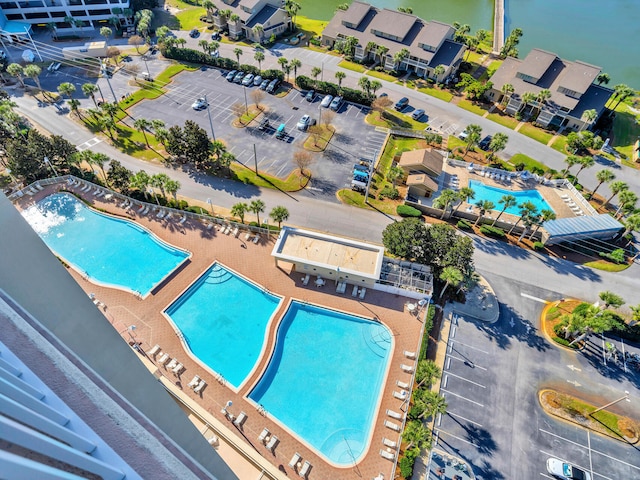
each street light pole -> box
[253,143,258,175]
[243,85,248,113]
[101,61,118,103]
[205,94,216,141]
[590,391,630,416]
[43,156,57,177]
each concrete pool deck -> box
[14,182,426,480]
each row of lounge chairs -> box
[149,344,185,376]
[288,451,311,478]
[187,374,207,394]
[258,428,279,452]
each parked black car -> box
[394,97,409,111]
[478,135,493,150]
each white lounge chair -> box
[206,223,214,230]
[233,227,240,237]
[179,214,187,224]
[359,287,367,299]
[396,380,410,389]
[148,344,161,356]
[244,232,252,240]
[35,183,44,191]
[401,363,414,373]
[207,435,219,446]
[194,379,207,393]
[253,234,260,244]
[352,285,359,297]
[258,428,270,443]
[167,358,178,370]
[156,209,165,218]
[188,375,201,388]
[224,225,231,235]
[404,350,416,359]
[383,437,397,449]
[172,363,184,375]
[233,411,247,428]
[289,452,301,469]
[384,420,400,431]
[393,390,409,400]
[266,435,278,452]
[298,460,311,477]
[158,353,170,365]
[380,449,395,461]
[142,206,149,215]
[386,409,403,420]
[302,274,310,286]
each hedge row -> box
[397,204,422,217]
[160,46,284,81]
[296,75,374,106]
[479,225,505,238]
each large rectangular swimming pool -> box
[469,179,554,215]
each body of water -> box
[299,0,639,89]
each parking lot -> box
[127,65,386,200]
[431,273,640,479]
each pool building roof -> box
[542,213,623,245]
[272,227,385,280]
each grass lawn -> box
[295,16,328,38]
[380,136,425,171]
[231,164,306,191]
[518,123,554,145]
[337,189,399,215]
[486,112,519,129]
[338,60,367,73]
[551,134,569,154]
[464,50,485,65]
[457,99,488,116]
[303,125,335,151]
[171,4,206,31]
[612,101,640,160]
[417,85,454,102]
[479,60,503,82]
[365,109,425,130]
[366,69,398,82]
[583,259,631,272]
[509,153,549,173]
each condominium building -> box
[212,0,291,43]
[321,1,466,82]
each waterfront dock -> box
[493,0,505,53]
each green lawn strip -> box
[508,153,550,173]
[337,60,367,73]
[379,136,423,174]
[551,134,569,154]
[457,99,487,116]
[518,123,554,145]
[464,50,485,65]
[612,102,640,160]
[337,189,398,215]
[175,8,207,30]
[366,69,398,82]
[417,86,454,102]
[479,60,503,82]
[486,112,519,129]
[230,163,304,191]
[365,110,425,130]
[112,125,165,161]
[295,16,329,37]
[583,260,630,272]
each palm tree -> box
[199,39,210,54]
[151,119,165,131]
[81,83,98,107]
[249,199,266,226]
[231,202,249,223]
[432,64,445,83]
[392,48,410,71]
[100,26,112,45]
[492,194,516,225]
[100,101,118,119]
[488,132,508,159]
[415,359,441,388]
[596,73,610,85]
[154,127,168,146]
[573,155,595,185]
[508,201,538,235]
[369,80,382,96]
[57,82,76,100]
[23,65,42,93]
[129,170,150,198]
[534,88,551,117]
[229,13,240,29]
[604,181,628,206]
[68,98,81,116]
[176,38,187,48]
[608,84,635,110]
[376,45,389,65]
[440,266,463,297]
[562,155,581,177]
[277,57,289,74]
[233,47,243,67]
[500,83,514,105]
[165,179,180,202]
[464,124,482,154]
[285,0,301,30]
[581,110,598,128]
[46,21,58,40]
[433,189,458,219]
[520,91,536,114]
[402,419,430,449]
[474,200,495,225]
[269,206,289,228]
[365,41,377,59]
[253,24,264,43]
[133,118,151,146]
[254,51,265,71]
[311,66,322,85]
[615,190,637,218]
[90,152,110,183]
[386,166,404,188]
[209,41,220,57]
[453,187,475,214]
[99,115,117,141]
[529,209,555,240]
[202,0,216,21]
[358,76,371,96]
[290,58,302,81]
[6,64,25,88]
[591,169,615,198]
[150,173,170,200]
[621,213,640,240]
[334,71,345,87]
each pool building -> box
[7,178,433,480]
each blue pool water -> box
[22,193,189,296]
[468,180,554,215]
[249,302,392,465]
[164,264,282,389]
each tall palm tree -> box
[249,199,266,226]
[386,166,404,188]
[100,26,112,45]
[534,88,551,117]
[415,359,441,388]
[474,199,495,225]
[129,170,150,198]
[358,76,371,95]
[198,39,210,54]
[562,155,581,178]
[90,152,110,183]
[392,48,410,71]
[68,98,81,117]
[150,173,170,200]
[311,66,322,85]
[369,80,382,96]
[376,45,389,65]
[277,57,289,74]
[464,124,482,154]
[269,206,289,228]
[582,109,598,125]
[254,51,265,71]
[500,83,514,105]
[591,169,615,198]
[334,71,345,87]
[492,194,516,225]
[233,47,243,67]
[209,41,220,56]
[604,181,628,206]
[202,0,216,21]
[365,41,377,59]
[231,202,249,223]
[529,209,556,240]
[432,64,445,82]
[621,213,640,240]
[608,84,635,110]
[57,82,76,100]
[252,24,264,43]
[290,58,302,81]
[573,155,595,185]
[165,179,180,202]
[596,73,610,85]
[433,189,458,219]
[508,201,538,235]
[6,64,25,88]
[133,118,151,146]
[488,132,509,160]
[453,187,475,213]
[46,21,58,40]
[615,190,637,218]
[81,83,98,107]
[440,266,463,297]
[520,91,536,114]
[285,0,301,30]
[23,65,42,92]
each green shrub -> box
[479,225,505,238]
[553,336,576,348]
[457,219,472,230]
[397,204,422,217]
[380,185,399,199]
[295,75,374,105]
[261,69,284,81]
[399,457,414,479]
[533,241,545,250]
[599,248,626,264]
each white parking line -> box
[444,370,486,389]
[446,355,487,370]
[451,326,456,338]
[434,428,480,448]
[446,357,451,370]
[442,374,448,388]
[446,411,483,427]
[441,389,484,407]
[521,292,549,303]
[587,431,594,480]
[449,339,489,354]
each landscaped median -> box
[539,389,639,444]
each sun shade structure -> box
[541,214,623,245]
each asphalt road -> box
[435,273,640,480]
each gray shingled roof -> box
[430,40,465,69]
[415,21,453,50]
[559,60,601,95]
[341,0,371,27]
[245,4,277,28]
[367,8,417,41]
[518,49,557,80]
